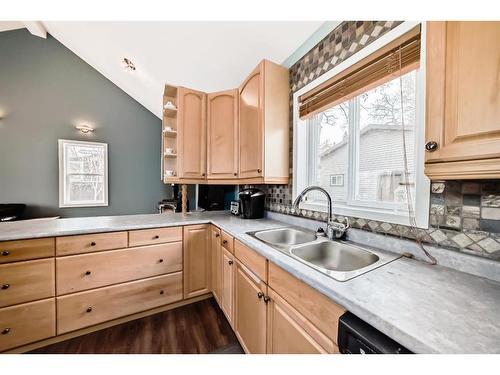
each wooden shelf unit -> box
[162,84,179,182]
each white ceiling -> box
[0,21,24,32]
[39,21,324,118]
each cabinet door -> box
[426,22,500,177]
[267,288,331,354]
[234,261,267,354]
[239,62,264,179]
[207,90,239,179]
[220,249,235,326]
[178,87,207,179]
[183,224,210,298]
[210,226,222,304]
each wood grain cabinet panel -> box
[56,232,128,256]
[207,90,239,180]
[234,240,267,282]
[221,248,235,327]
[128,227,183,247]
[183,224,211,299]
[425,21,500,179]
[234,261,267,354]
[0,298,55,352]
[56,242,182,295]
[56,273,183,334]
[0,238,54,264]
[0,259,55,308]
[221,230,234,253]
[210,226,222,304]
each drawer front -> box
[221,231,234,253]
[128,227,182,247]
[56,242,183,295]
[268,263,345,344]
[234,240,267,282]
[57,272,183,334]
[0,298,56,352]
[0,259,55,308]
[0,238,54,264]
[56,232,128,256]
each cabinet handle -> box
[2,328,10,335]
[1,250,9,256]
[153,235,160,239]
[257,292,264,299]
[215,233,220,238]
[257,168,262,173]
[425,141,438,152]
[222,240,228,245]
[159,258,164,263]
[85,270,91,276]
[160,290,165,295]
[90,242,97,247]
[86,307,93,313]
[1,284,10,290]
[228,260,233,265]
[263,296,270,303]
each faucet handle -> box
[316,227,326,237]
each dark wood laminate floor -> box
[30,298,243,354]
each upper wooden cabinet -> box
[425,21,500,179]
[239,60,290,183]
[178,87,207,181]
[207,90,239,180]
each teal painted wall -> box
[0,29,173,218]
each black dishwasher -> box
[338,312,412,354]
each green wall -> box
[0,29,174,218]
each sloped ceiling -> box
[40,21,324,118]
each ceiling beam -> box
[23,21,47,38]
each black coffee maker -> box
[238,188,265,219]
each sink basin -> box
[290,241,379,272]
[252,227,317,248]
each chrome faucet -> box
[292,186,349,239]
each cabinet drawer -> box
[128,227,182,247]
[234,240,267,283]
[0,298,56,352]
[57,272,183,334]
[221,231,234,253]
[56,242,182,295]
[0,259,55,308]
[268,263,345,345]
[56,232,128,256]
[0,238,54,264]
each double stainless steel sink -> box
[248,227,400,281]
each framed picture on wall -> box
[58,139,108,208]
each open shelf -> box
[162,83,179,183]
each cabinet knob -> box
[257,292,264,299]
[159,258,164,263]
[153,235,160,239]
[2,328,10,335]
[228,260,233,265]
[425,141,438,152]
[90,241,97,247]
[1,250,9,256]
[263,296,270,303]
[215,233,220,238]
[202,173,206,177]
[86,307,93,313]
[160,290,165,295]
[85,270,91,276]
[257,168,262,173]
[233,172,237,176]
[222,240,228,245]
[1,284,10,290]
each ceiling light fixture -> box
[75,124,95,134]
[122,57,136,72]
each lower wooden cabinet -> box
[234,260,267,353]
[210,226,222,303]
[0,298,55,352]
[183,224,211,299]
[57,272,183,334]
[220,248,235,326]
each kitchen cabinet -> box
[234,260,267,353]
[183,224,211,299]
[425,21,500,179]
[220,248,235,326]
[238,59,289,183]
[207,90,239,180]
[210,225,222,304]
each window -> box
[58,139,108,207]
[294,22,429,227]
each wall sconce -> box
[75,124,95,134]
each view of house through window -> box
[306,70,416,212]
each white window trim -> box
[292,21,430,228]
[58,139,109,208]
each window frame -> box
[58,139,109,208]
[293,21,430,228]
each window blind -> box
[298,25,421,119]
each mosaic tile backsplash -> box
[248,20,500,261]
